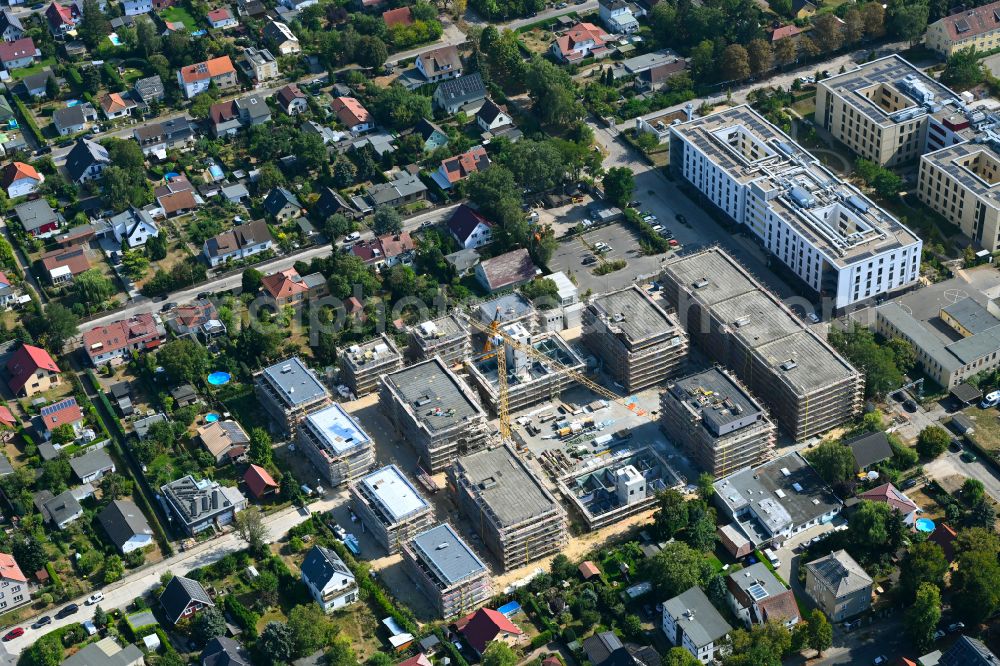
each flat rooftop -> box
[672,105,920,266]
[477,293,533,323]
[561,448,679,519]
[341,334,402,370]
[259,357,328,407]
[358,465,429,524]
[409,523,487,586]
[411,314,467,344]
[455,445,559,528]
[922,141,1000,210]
[820,55,962,128]
[384,357,484,433]
[668,368,765,436]
[589,285,680,344]
[303,403,371,455]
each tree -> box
[103,554,124,583]
[806,440,855,485]
[41,303,79,351]
[482,642,518,666]
[49,424,75,446]
[916,425,949,459]
[93,606,108,628]
[496,139,567,192]
[690,39,717,81]
[843,7,864,44]
[525,57,583,127]
[684,501,717,552]
[192,606,227,645]
[941,47,985,90]
[849,500,906,561]
[370,85,433,131]
[953,542,1000,623]
[642,541,712,598]
[100,473,133,501]
[969,497,995,528]
[121,249,150,281]
[287,603,336,658]
[806,610,832,656]
[242,268,263,294]
[746,39,773,76]
[827,324,903,398]
[905,583,941,651]
[653,489,689,539]
[332,159,357,188]
[365,654,394,666]
[899,541,948,602]
[325,636,357,666]
[249,427,273,466]
[550,553,576,580]
[78,0,111,49]
[254,570,280,608]
[235,507,269,555]
[666,648,702,666]
[863,2,887,38]
[258,621,295,665]
[357,36,388,68]
[775,37,798,67]
[720,44,750,81]
[812,13,844,53]
[372,206,402,235]
[12,534,46,574]
[45,75,59,100]
[963,478,986,504]
[888,0,929,44]
[157,338,210,383]
[147,232,168,261]
[603,167,635,207]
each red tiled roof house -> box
[82,313,166,367]
[7,344,61,397]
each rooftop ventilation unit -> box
[780,359,798,371]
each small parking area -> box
[548,222,674,294]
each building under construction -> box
[297,403,375,487]
[349,464,434,554]
[255,357,332,436]
[449,444,567,572]
[380,356,490,473]
[582,285,689,392]
[661,367,776,478]
[466,324,585,414]
[476,293,536,332]
[557,447,682,530]
[660,248,863,441]
[339,334,404,398]
[402,522,492,620]
[408,314,470,365]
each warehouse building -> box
[661,248,863,441]
[402,523,492,620]
[466,325,585,414]
[557,447,682,530]
[339,334,404,398]
[582,285,688,392]
[408,314,470,365]
[349,465,434,554]
[669,104,921,308]
[255,357,331,436]
[297,403,374,487]
[449,445,567,572]
[380,356,490,472]
[661,367,776,478]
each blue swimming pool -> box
[207,371,231,386]
[205,413,220,423]
[209,165,224,180]
[915,517,935,533]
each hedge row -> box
[12,96,44,147]
[623,208,670,254]
[223,595,260,638]
[45,562,64,597]
[530,629,553,649]
[65,67,83,90]
[102,62,124,91]
[434,627,470,666]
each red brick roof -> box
[934,0,1000,43]
[261,268,309,299]
[458,608,522,654]
[45,3,74,28]
[0,406,16,429]
[331,96,371,128]
[757,589,800,625]
[771,24,804,41]
[82,313,162,360]
[1,161,42,189]
[578,561,600,579]
[440,146,489,184]
[859,482,918,515]
[0,553,26,583]
[382,6,413,27]
[40,397,82,432]
[207,7,232,22]
[178,55,235,83]
[7,344,60,394]
[554,22,609,60]
[244,464,279,498]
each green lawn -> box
[159,5,198,29]
[9,57,57,81]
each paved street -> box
[0,495,343,657]
[926,445,1000,504]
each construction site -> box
[661,367,776,478]
[401,522,493,620]
[339,333,405,398]
[407,314,471,365]
[349,464,435,555]
[296,403,375,487]
[556,447,683,530]
[660,247,864,441]
[582,285,690,393]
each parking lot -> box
[548,222,676,294]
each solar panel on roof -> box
[956,18,971,32]
[747,583,768,601]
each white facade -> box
[122,0,151,15]
[6,176,41,199]
[113,217,158,248]
[661,610,720,664]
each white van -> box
[764,548,781,568]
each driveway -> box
[925,447,1000,504]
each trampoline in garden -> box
[207,371,231,386]
[205,413,220,423]
[915,517,935,533]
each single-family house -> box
[45,4,75,36]
[858,482,920,525]
[40,246,91,285]
[157,189,197,218]
[236,47,279,84]
[64,138,109,182]
[263,20,300,55]
[197,420,250,464]
[301,545,359,612]
[416,45,462,82]
[0,272,16,309]
[312,187,355,222]
[15,199,62,238]
[244,463,279,499]
[662,586,732,664]
[432,145,489,190]
[110,207,159,248]
[160,475,247,535]
[42,489,83,529]
[35,397,82,444]
[177,55,237,99]
[275,84,308,115]
[0,11,25,42]
[457,608,524,658]
[475,248,537,292]
[69,448,115,483]
[207,6,236,28]
[99,499,154,554]
[263,186,302,220]
[382,6,412,26]
[447,204,494,249]
[237,0,266,16]
[201,637,251,666]
[725,562,799,628]
[332,96,373,133]
[202,219,274,266]
[432,72,486,114]
[551,22,611,62]
[159,575,214,625]
[99,92,135,120]
[122,0,152,14]
[1,161,42,198]
[82,313,166,367]
[220,183,249,205]
[132,75,164,108]
[476,99,512,132]
[167,299,226,339]
[804,550,873,621]
[0,553,29,612]
[134,124,166,158]
[598,0,638,33]
[260,267,327,307]
[19,71,50,98]
[414,118,448,152]
[365,169,426,208]
[52,103,97,136]
[7,344,60,397]
[843,431,893,471]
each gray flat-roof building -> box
[661,367,775,478]
[380,356,489,472]
[349,465,434,554]
[297,403,374,487]
[338,334,404,398]
[558,447,682,530]
[582,285,689,392]
[255,357,331,436]
[402,523,492,619]
[662,586,732,664]
[713,452,842,549]
[449,445,567,572]
[408,314,470,365]
[661,247,863,441]
[160,475,248,536]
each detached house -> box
[263,186,302,221]
[1,161,43,198]
[276,84,308,115]
[261,267,327,307]
[301,545,358,612]
[0,37,35,70]
[0,11,25,42]
[804,550,873,622]
[98,499,153,554]
[457,608,524,658]
[100,92,135,120]
[263,20,300,55]
[203,219,274,266]
[207,6,236,28]
[123,0,152,15]
[475,248,538,292]
[417,45,462,82]
[237,47,279,84]
[82,313,166,367]
[52,103,97,136]
[598,0,638,34]
[197,420,249,464]
[476,99,512,133]
[15,199,62,238]
[160,475,247,535]
[332,96,373,133]
[40,246,90,285]
[177,55,237,99]
[7,344,60,398]
[0,554,29,612]
[552,22,611,62]
[44,3,75,36]
[433,72,486,114]
[132,75,165,108]
[448,205,494,249]
[432,145,489,190]
[110,207,159,248]
[36,397,83,441]
[725,562,799,628]
[415,118,448,152]
[64,138,109,183]
[159,575,214,625]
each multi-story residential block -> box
[297,403,374,487]
[349,464,434,554]
[380,356,489,472]
[82,313,166,367]
[236,47,279,84]
[583,285,688,392]
[804,550,873,621]
[660,367,775,478]
[408,314,470,365]
[160,475,247,536]
[670,105,922,308]
[254,356,331,436]
[403,523,492,620]
[449,444,567,572]
[925,0,1000,57]
[339,334,404,398]
[177,55,237,99]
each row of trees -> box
[828,324,916,398]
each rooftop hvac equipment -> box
[780,359,798,371]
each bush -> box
[13,96,44,147]
[563,627,577,642]
[530,630,553,649]
[223,595,260,638]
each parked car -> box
[582,255,597,265]
[948,622,966,633]
[668,239,679,247]
[949,440,963,452]
[160,302,176,313]
[807,312,820,323]
[933,629,946,641]
[675,213,688,225]
[2,628,22,641]
[56,604,79,619]
[873,657,888,666]
[903,399,918,412]
[86,592,104,605]
[32,617,51,629]
[901,477,918,490]
[961,450,978,463]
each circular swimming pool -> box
[915,517,935,533]
[207,371,231,386]
[205,413,220,423]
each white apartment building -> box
[669,105,922,309]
